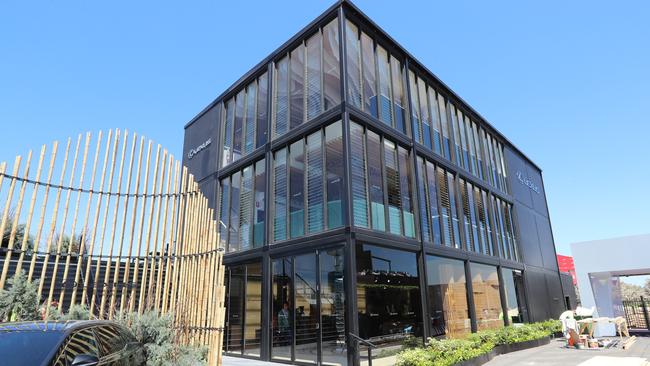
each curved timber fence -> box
[0,129,225,364]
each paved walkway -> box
[485,337,650,366]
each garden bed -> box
[396,320,561,366]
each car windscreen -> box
[0,331,63,366]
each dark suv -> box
[0,320,145,366]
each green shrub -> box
[397,320,558,366]
[0,271,40,322]
[60,304,91,321]
[115,310,206,366]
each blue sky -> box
[1,1,649,255]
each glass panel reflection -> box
[295,254,318,364]
[471,263,504,331]
[356,244,423,351]
[426,256,471,338]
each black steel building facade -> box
[182,1,566,365]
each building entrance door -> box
[271,248,347,365]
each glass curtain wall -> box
[426,256,471,338]
[221,73,269,167]
[405,69,509,194]
[271,250,347,366]
[349,122,415,238]
[345,19,407,135]
[224,263,263,357]
[502,268,527,324]
[470,263,504,331]
[356,244,423,350]
[218,159,266,253]
[273,18,341,139]
[272,121,344,243]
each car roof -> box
[0,320,118,333]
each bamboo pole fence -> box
[0,129,225,365]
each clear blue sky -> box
[1,1,649,255]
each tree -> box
[115,310,207,366]
[620,282,645,301]
[1,212,34,254]
[50,232,87,255]
[0,270,40,322]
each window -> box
[290,45,305,130]
[253,160,266,247]
[323,19,341,110]
[361,32,377,118]
[377,45,393,126]
[398,147,415,238]
[416,158,430,243]
[233,90,245,162]
[428,88,442,155]
[356,244,423,348]
[274,57,289,137]
[350,122,368,228]
[391,56,406,133]
[219,177,231,249]
[470,263,504,331]
[437,168,461,248]
[224,263,263,357]
[244,82,257,155]
[274,149,288,241]
[384,140,401,235]
[345,20,362,109]
[222,99,235,166]
[349,122,415,238]
[95,326,125,355]
[59,328,100,365]
[459,180,480,253]
[272,122,343,242]
[218,160,267,253]
[244,263,262,356]
[306,31,322,121]
[426,256,470,338]
[271,258,292,361]
[425,161,442,245]
[289,141,305,238]
[273,18,341,139]
[450,105,464,168]
[257,73,269,148]
[408,71,421,145]
[240,166,254,251]
[325,121,344,229]
[222,73,270,167]
[436,96,451,161]
[367,130,385,231]
[306,131,324,234]
[418,77,432,149]
[502,268,526,324]
[229,172,241,252]
[346,18,407,135]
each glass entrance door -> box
[272,248,347,366]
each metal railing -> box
[349,332,377,366]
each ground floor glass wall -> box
[426,256,471,338]
[272,249,347,365]
[355,244,423,352]
[222,246,530,365]
[470,263,504,331]
[224,262,262,356]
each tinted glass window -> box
[325,121,343,229]
[426,256,470,338]
[59,328,100,365]
[95,325,127,355]
[470,263,504,331]
[356,244,422,350]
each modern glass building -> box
[182,1,567,365]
